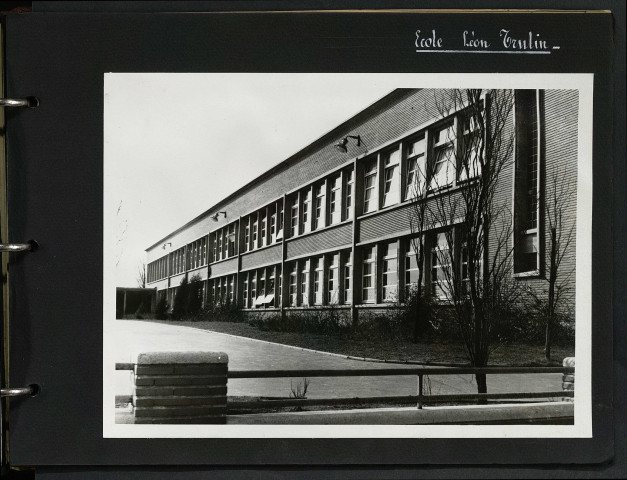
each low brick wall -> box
[562,357,575,400]
[133,351,228,424]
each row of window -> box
[288,167,354,238]
[240,199,284,254]
[147,239,208,283]
[201,230,472,309]
[212,223,236,262]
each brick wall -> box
[132,351,228,424]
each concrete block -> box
[173,364,228,375]
[135,415,226,424]
[562,374,575,383]
[134,394,227,408]
[135,365,175,375]
[172,385,227,396]
[137,351,228,365]
[562,382,574,391]
[134,377,155,386]
[134,404,226,418]
[134,386,174,397]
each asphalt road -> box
[108,320,562,400]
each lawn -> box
[143,319,574,366]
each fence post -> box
[417,374,423,409]
[132,351,228,424]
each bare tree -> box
[415,89,520,396]
[405,134,433,342]
[529,168,576,361]
[136,261,147,288]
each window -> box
[250,271,257,306]
[382,149,400,207]
[382,242,398,301]
[277,267,282,307]
[404,238,421,295]
[363,160,378,213]
[299,260,309,306]
[252,218,258,249]
[342,251,352,304]
[313,257,323,305]
[430,124,455,190]
[260,213,267,247]
[201,237,207,265]
[362,246,375,303]
[217,233,223,261]
[228,275,235,303]
[227,225,235,257]
[290,197,299,237]
[329,174,341,225]
[276,203,284,240]
[265,267,276,307]
[343,167,354,220]
[431,232,451,300]
[301,189,311,233]
[405,136,426,200]
[243,220,250,253]
[459,108,482,181]
[243,273,249,308]
[313,184,325,230]
[269,208,276,243]
[327,253,339,304]
[255,269,265,308]
[514,90,540,274]
[460,235,470,296]
[289,263,298,306]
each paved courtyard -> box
[109,320,562,400]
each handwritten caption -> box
[415,29,560,54]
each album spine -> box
[0,95,39,475]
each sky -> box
[104,73,404,287]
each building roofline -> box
[145,88,419,252]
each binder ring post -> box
[0,386,36,398]
[0,97,38,108]
[0,242,35,252]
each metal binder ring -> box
[0,243,33,252]
[1,386,35,398]
[0,98,30,107]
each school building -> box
[145,88,578,323]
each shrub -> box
[155,296,169,320]
[191,298,244,323]
[187,274,204,316]
[171,277,190,319]
[247,307,351,336]
[171,274,205,320]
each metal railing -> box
[228,366,573,410]
[116,363,574,411]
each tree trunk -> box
[475,373,488,396]
[412,248,425,343]
[545,227,557,362]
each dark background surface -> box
[1,0,624,478]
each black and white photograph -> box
[102,73,592,438]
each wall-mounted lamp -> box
[162,242,172,250]
[334,135,362,153]
[211,211,227,221]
